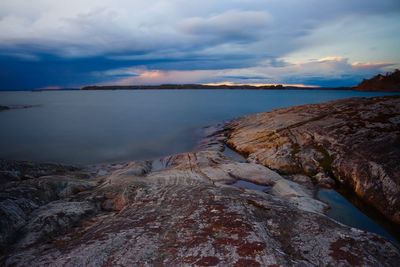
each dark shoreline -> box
[81,84,352,91]
[1,87,398,93]
[0,104,41,111]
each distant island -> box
[81,84,349,91]
[0,104,41,111]
[82,84,285,90]
[22,71,398,92]
[80,71,400,92]
[0,106,10,111]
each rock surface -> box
[1,97,400,266]
[226,96,400,225]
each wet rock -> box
[226,96,400,224]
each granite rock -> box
[226,96,400,224]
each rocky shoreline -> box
[355,70,400,92]
[1,96,400,266]
[0,104,40,112]
[226,96,400,225]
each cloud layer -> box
[0,0,399,89]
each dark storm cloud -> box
[0,0,399,88]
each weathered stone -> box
[1,145,399,266]
[0,162,97,251]
[226,96,400,224]
[1,97,400,266]
[16,201,97,248]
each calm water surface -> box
[318,189,399,245]
[0,89,397,164]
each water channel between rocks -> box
[223,145,400,246]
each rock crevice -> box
[226,96,400,225]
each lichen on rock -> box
[1,96,400,266]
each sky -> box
[0,0,399,90]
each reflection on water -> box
[223,143,400,244]
[318,188,399,245]
[223,146,247,163]
[0,89,397,164]
[231,179,399,245]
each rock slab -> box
[227,96,400,225]
[1,97,400,266]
